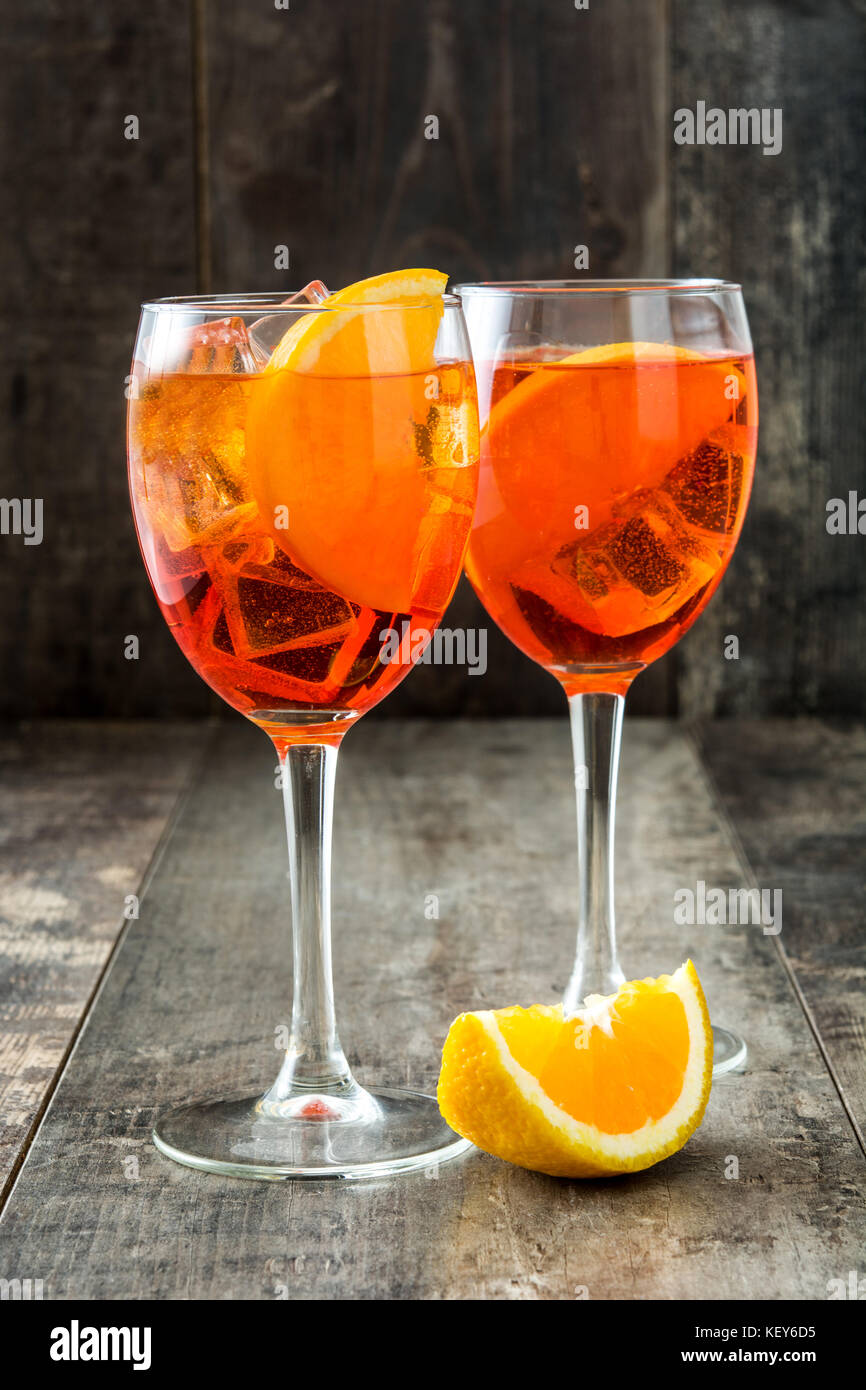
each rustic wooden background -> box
[1,0,863,719]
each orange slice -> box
[267,268,447,376]
[438,960,713,1178]
[478,342,745,577]
[245,269,452,612]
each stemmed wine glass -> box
[456,280,758,1075]
[128,287,479,1176]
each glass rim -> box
[141,291,463,312]
[454,278,743,297]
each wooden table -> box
[0,717,863,1300]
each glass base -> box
[153,1086,471,1180]
[712,1025,747,1076]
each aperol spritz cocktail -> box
[458,281,758,1074]
[465,346,756,689]
[128,274,480,1178]
[129,315,476,747]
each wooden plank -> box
[202,0,673,717]
[671,0,866,718]
[0,718,861,1299]
[0,1,209,719]
[695,718,866,1147]
[0,721,204,1198]
[205,0,668,290]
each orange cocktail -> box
[466,345,757,691]
[128,274,481,1179]
[458,279,758,1073]
[129,358,476,736]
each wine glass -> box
[128,289,479,1176]
[456,280,758,1075]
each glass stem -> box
[263,741,357,1105]
[563,692,627,1013]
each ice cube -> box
[215,533,275,572]
[235,575,352,656]
[662,433,744,535]
[183,569,350,707]
[414,376,480,477]
[241,545,326,590]
[247,281,330,365]
[290,280,330,303]
[604,514,685,597]
[152,535,206,580]
[256,603,382,697]
[135,373,257,551]
[196,633,337,709]
[552,485,720,638]
[212,561,353,660]
[252,640,345,686]
[326,608,383,689]
[410,493,474,614]
[200,599,383,708]
[186,317,261,374]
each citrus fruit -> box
[478,342,745,575]
[437,960,713,1178]
[267,268,447,376]
[245,269,454,612]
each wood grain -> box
[0,0,210,719]
[671,0,866,718]
[204,0,668,292]
[695,718,866,1148]
[0,718,861,1299]
[0,722,203,1200]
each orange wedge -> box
[245,269,454,612]
[267,268,447,376]
[438,961,713,1178]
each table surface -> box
[0,716,863,1300]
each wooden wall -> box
[0,0,862,719]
